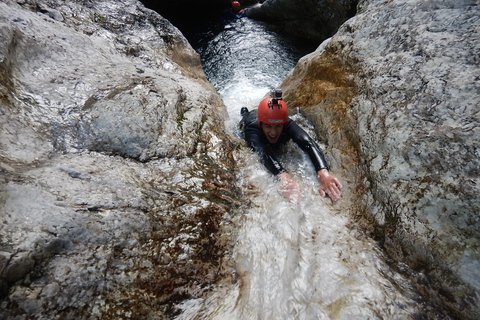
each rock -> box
[0,0,239,318]
[281,0,480,318]
[245,0,358,45]
[0,0,221,163]
[140,0,239,30]
[3,252,35,284]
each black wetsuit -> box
[239,109,329,175]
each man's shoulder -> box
[245,109,258,121]
[241,109,258,128]
[283,118,311,141]
[283,118,296,131]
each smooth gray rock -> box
[245,0,358,44]
[281,0,480,318]
[0,0,238,318]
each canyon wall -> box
[281,0,480,318]
[0,0,240,318]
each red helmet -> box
[232,1,241,11]
[257,97,288,127]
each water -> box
[185,16,315,130]
[178,16,425,320]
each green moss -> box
[94,13,106,22]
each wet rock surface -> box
[244,0,358,45]
[139,0,260,31]
[281,0,480,318]
[0,0,241,318]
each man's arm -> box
[287,121,329,172]
[287,121,343,201]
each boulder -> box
[140,0,238,30]
[281,0,480,318]
[0,0,239,318]
[245,0,358,44]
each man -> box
[229,1,246,18]
[239,89,342,202]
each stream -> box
[177,15,425,320]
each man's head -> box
[257,95,288,143]
[261,122,284,144]
[232,1,241,11]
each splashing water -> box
[178,16,424,320]
[186,17,313,130]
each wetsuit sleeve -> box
[242,122,286,176]
[286,121,329,172]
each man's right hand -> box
[277,172,302,203]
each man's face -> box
[261,123,284,144]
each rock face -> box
[245,0,358,44]
[0,0,240,318]
[281,0,480,318]
[140,0,250,31]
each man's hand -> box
[277,172,302,203]
[317,169,343,202]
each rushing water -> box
[185,15,315,130]
[178,15,426,320]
